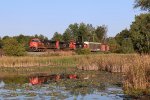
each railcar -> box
[83,41,101,51]
[83,41,109,52]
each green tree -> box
[2,38,26,56]
[14,34,32,51]
[2,36,10,40]
[130,13,150,53]
[107,37,120,53]
[69,23,79,39]
[78,23,89,41]
[34,34,48,40]
[51,32,63,41]
[39,34,48,40]
[95,25,107,42]
[120,38,134,53]
[86,24,96,42]
[63,29,72,42]
[134,0,150,11]
[63,23,79,41]
[63,23,107,42]
[115,29,131,45]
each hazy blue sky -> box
[0,0,144,38]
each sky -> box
[0,0,144,39]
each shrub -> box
[75,48,91,55]
[2,38,26,56]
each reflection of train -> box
[29,74,78,85]
[29,38,109,52]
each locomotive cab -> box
[29,38,45,51]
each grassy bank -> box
[0,56,77,67]
[0,54,149,96]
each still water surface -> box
[0,72,124,100]
[0,82,123,100]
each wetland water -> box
[0,71,125,100]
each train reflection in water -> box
[29,74,78,85]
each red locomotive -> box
[29,38,46,51]
[29,38,77,51]
[29,38,109,52]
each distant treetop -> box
[134,0,150,11]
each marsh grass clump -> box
[123,55,150,96]
[77,56,99,71]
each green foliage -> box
[2,38,26,56]
[14,34,33,51]
[120,38,135,54]
[134,0,150,11]
[34,34,48,40]
[75,48,91,55]
[85,24,95,42]
[2,36,10,40]
[107,38,120,53]
[115,29,134,53]
[63,29,72,42]
[95,25,107,42]
[78,23,90,41]
[115,29,131,45]
[62,23,107,42]
[130,13,150,54]
[62,23,79,42]
[51,32,63,41]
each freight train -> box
[29,38,109,52]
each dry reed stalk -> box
[77,56,99,70]
[123,55,150,95]
[77,54,134,72]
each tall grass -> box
[77,54,134,72]
[123,55,150,95]
[0,56,77,67]
[77,54,150,95]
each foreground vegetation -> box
[0,54,149,96]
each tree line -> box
[108,0,150,54]
[51,23,107,43]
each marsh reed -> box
[77,54,150,95]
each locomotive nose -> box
[30,42,38,48]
